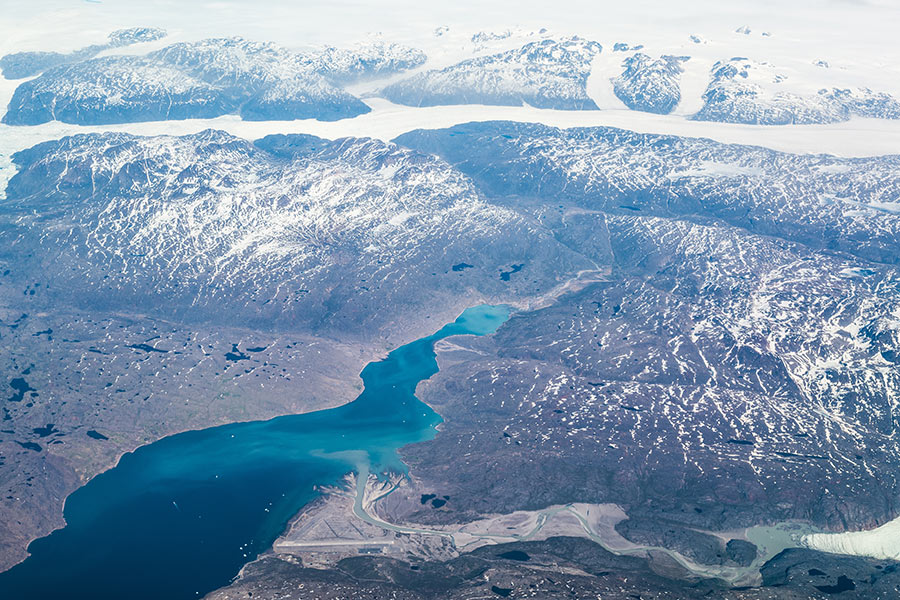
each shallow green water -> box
[0,305,510,600]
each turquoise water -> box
[0,305,511,600]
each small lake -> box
[0,305,511,600]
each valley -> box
[1,3,899,598]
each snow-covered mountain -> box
[612,53,689,114]
[148,37,424,90]
[405,211,900,532]
[390,120,900,542]
[3,56,234,125]
[693,58,900,125]
[3,37,428,125]
[106,27,169,48]
[3,129,590,331]
[380,37,602,109]
[144,37,372,122]
[308,41,427,83]
[0,27,167,80]
[396,121,900,265]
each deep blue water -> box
[0,305,510,600]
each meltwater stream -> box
[0,305,511,600]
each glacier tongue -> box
[802,517,900,561]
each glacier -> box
[802,517,900,561]
[0,27,167,80]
